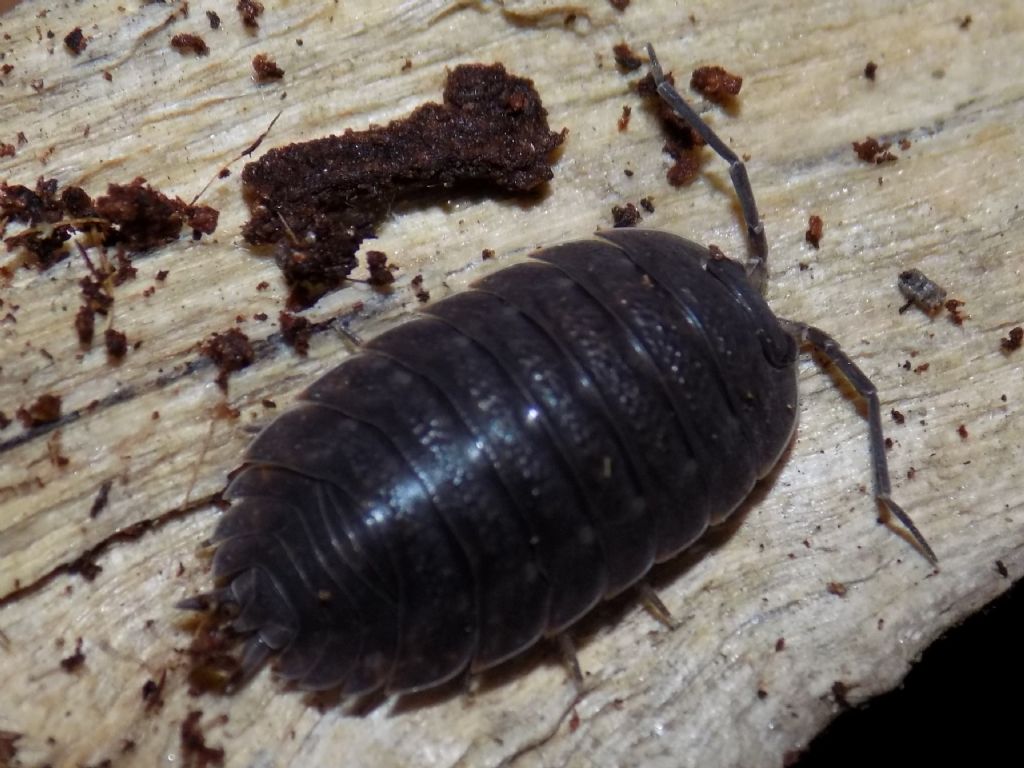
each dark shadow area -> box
[797,571,1022,766]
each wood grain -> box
[1,1,1021,766]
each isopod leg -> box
[555,633,584,690]
[229,635,274,692]
[785,320,938,565]
[645,44,769,294]
[334,319,364,348]
[175,587,234,612]
[637,581,679,631]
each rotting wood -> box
[1,1,1023,766]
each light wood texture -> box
[1,1,1022,766]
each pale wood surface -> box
[1,1,1022,766]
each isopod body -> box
[189,46,933,696]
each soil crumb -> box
[201,329,254,391]
[689,65,743,102]
[637,70,706,187]
[805,214,823,248]
[241,63,564,308]
[237,0,264,29]
[853,136,897,164]
[252,54,284,82]
[613,42,643,72]
[1,177,218,270]
[171,33,210,56]
[16,393,62,427]
[612,202,642,228]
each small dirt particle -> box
[411,274,430,303]
[612,202,642,228]
[105,328,128,359]
[69,553,103,581]
[852,137,897,164]
[89,479,113,518]
[617,104,632,132]
[16,393,62,427]
[252,54,283,82]
[75,305,95,345]
[1000,326,1023,353]
[279,311,311,355]
[142,671,167,714]
[181,710,225,767]
[94,177,218,250]
[365,250,395,288]
[60,638,86,672]
[64,27,87,55]
[805,215,823,248]
[237,0,264,29]
[690,65,743,102]
[612,42,642,72]
[826,581,848,597]
[568,708,581,732]
[0,731,21,765]
[202,329,254,391]
[171,33,209,56]
[112,252,137,285]
[944,298,968,325]
[666,152,700,186]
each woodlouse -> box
[182,45,935,696]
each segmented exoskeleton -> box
[182,46,934,695]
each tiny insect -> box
[182,45,935,696]
[898,268,947,315]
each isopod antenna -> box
[645,43,769,295]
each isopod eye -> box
[757,326,798,369]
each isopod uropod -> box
[182,45,935,696]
